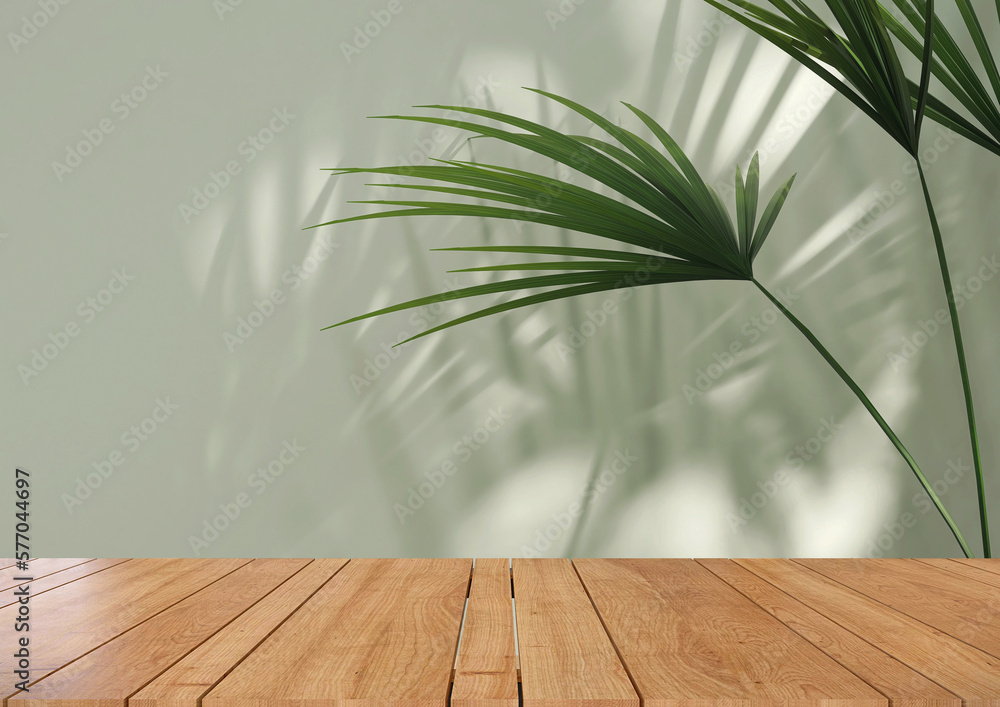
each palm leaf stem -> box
[915,162,990,557]
[753,277,974,557]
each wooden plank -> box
[0,557,249,698]
[574,559,885,707]
[203,558,471,707]
[130,559,349,707]
[918,558,1000,588]
[0,558,95,592]
[452,558,518,707]
[7,559,310,707]
[953,559,1000,579]
[699,558,961,707]
[513,558,637,707]
[799,558,1000,659]
[0,559,129,608]
[739,559,1000,706]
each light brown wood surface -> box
[513,558,638,707]
[0,557,249,701]
[0,558,129,608]
[451,558,518,707]
[698,558,961,707]
[954,559,1000,578]
[8,559,310,707]
[0,558,94,592]
[798,558,1000,659]
[0,558,997,706]
[203,558,471,707]
[129,559,349,707]
[576,558,886,707]
[918,558,1000,588]
[738,559,1000,706]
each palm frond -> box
[705,0,1000,156]
[705,0,919,151]
[880,0,1000,154]
[309,88,796,345]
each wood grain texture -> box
[0,558,94,592]
[513,558,638,707]
[575,558,886,707]
[203,558,471,707]
[452,558,518,707]
[0,557,249,702]
[953,559,1000,579]
[917,558,1000,588]
[129,558,349,707]
[739,559,1000,707]
[7,559,310,707]
[0,558,129,609]
[699,558,961,707]
[798,558,1000,659]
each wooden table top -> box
[1,558,999,706]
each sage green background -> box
[1,0,997,558]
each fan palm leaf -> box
[309,87,973,556]
[879,0,1000,154]
[703,0,991,556]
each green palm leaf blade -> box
[395,281,657,346]
[705,0,914,149]
[736,0,1000,157]
[918,90,1000,154]
[881,0,1000,150]
[322,272,630,332]
[431,245,670,261]
[621,100,739,247]
[313,87,978,557]
[744,152,761,246]
[447,259,735,277]
[912,0,935,138]
[885,0,999,122]
[750,173,796,262]
[313,89,801,341]
[955,0,1000,105]
[700,0,990,555]
[735,164,750,258]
